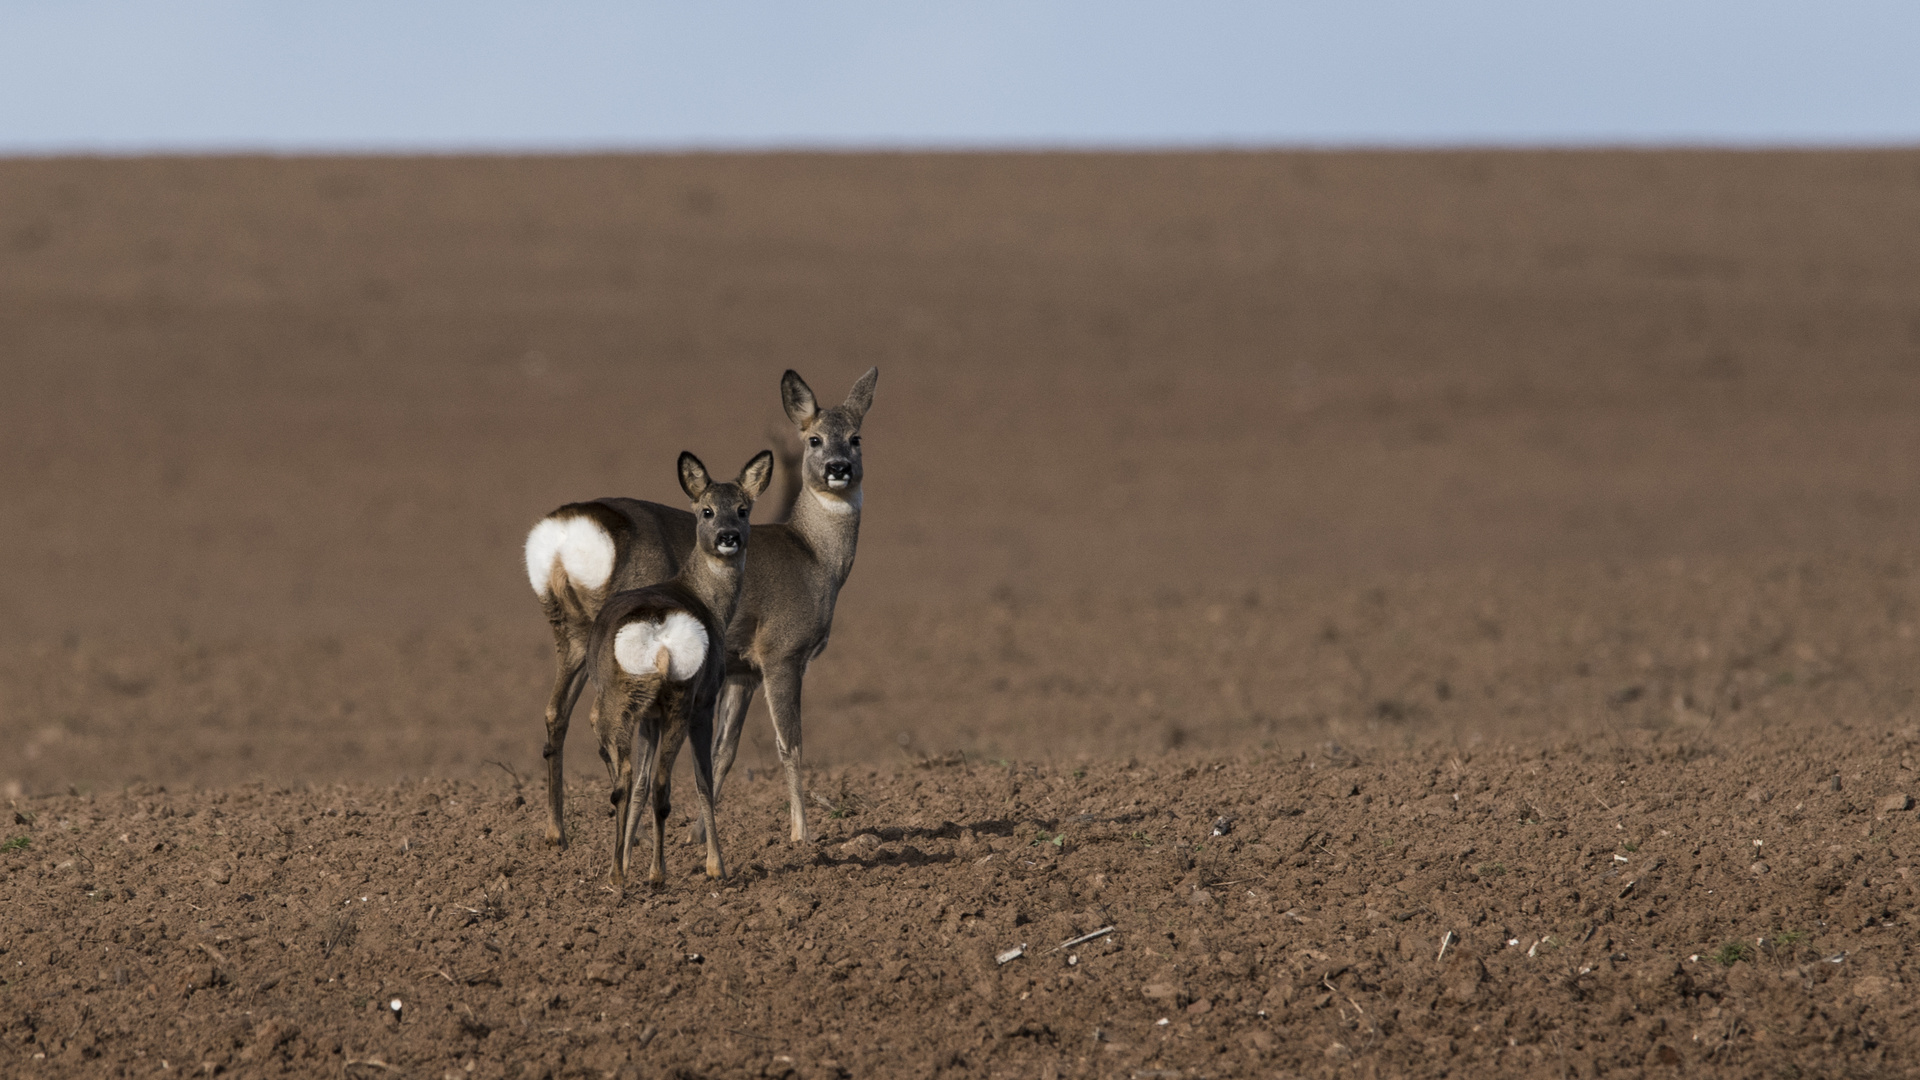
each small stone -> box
[584,962,621,986]
[1881,794,1912,813]
[1186,998,1212,1014]
[839,833,882,859]
[1142,982,1180,1000]
[182,963,219,992]
[1853,975,1895,998]
[208,863,232,885]
[1749,861,1769,874]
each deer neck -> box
[789,483,862,580]
[679,549,746,628]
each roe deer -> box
[563,450,772,886]
[706,367,875,843]
[523,368,876,849]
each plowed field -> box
[4,151,1920,1077]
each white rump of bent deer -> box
[613,613,707,681]
[523,514,615,598]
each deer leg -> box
[647,692,689,887]
[604,678,665,890]
[590,685,632,889]
[763,660,810,843]
[689,670,759,845]
[541,640,589,849]
[622,716,658,889]
[687,691,727,880]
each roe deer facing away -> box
[524,367,877,850]
[531,450,772,887]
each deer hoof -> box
[685,819,708,845]
[544,827,567,849]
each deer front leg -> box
[542,651,589,849]
[762,660,810,843]
[687,688,728,880]
[689,671,759,846]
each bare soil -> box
[4,151,1920,1077]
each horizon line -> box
[6,138,1920,160]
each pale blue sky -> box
[2,1,1916,152]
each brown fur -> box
[528,368,875,849]
[575,450,770,888]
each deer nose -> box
[824,461,852,480]
[715,531,741,551]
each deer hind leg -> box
[762,660,810,843]
[689,669,759,846]
[622,716,660,889]
[598,677,659,890]
[645,687,694,887]
[541,626,590,849]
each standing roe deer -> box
[533,450,772,887]
[524,368,876,848]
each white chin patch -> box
[524,514,615,597]
[715,542,739,556]
[826,477,848,489]
[613,612,708,681]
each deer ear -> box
[844,367,878,420]
[781,370,819,427]
[738,449,775,500]
[678,451,711,501]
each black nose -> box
[824,461,852,479]
[716,531,741,549]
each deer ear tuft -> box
[738,449,775,499]
[781,370,819,426]
[678,451,711,501]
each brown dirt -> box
[3,151,1920,1077]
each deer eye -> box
[737,506,749,517]
[701,507,713,519]
[850,435,861,447]
[808,436,822,448]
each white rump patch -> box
[524,514,615,597]
[614,612,708,681]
